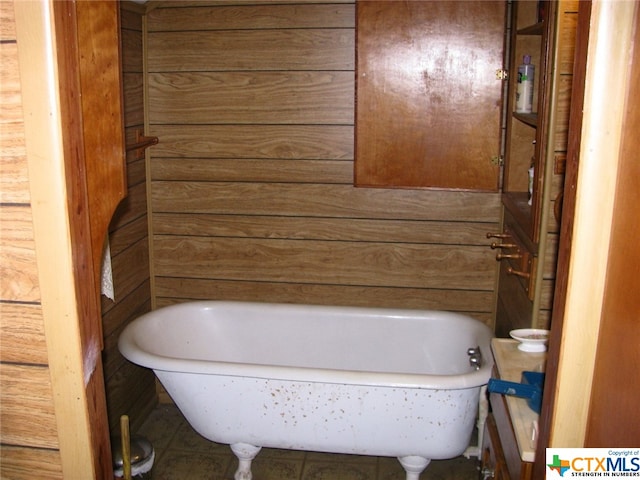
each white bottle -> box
[515,55,535,114]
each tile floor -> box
[136,404,480,480]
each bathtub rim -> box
[118,300,494,390]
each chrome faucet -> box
[467,346,483,370]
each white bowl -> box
[510,328,550,352]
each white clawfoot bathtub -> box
[118,301,493,480]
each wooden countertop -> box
[491,338,547,463]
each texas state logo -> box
[547,449,640,478]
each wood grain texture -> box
[154,278,493,321]
[586,2,640,445]
[147,3,354,31]
[0,1,16,39]
[147,29,354,72]
[148,71,354,125]
[151,158,353,184]
[0,364,59,449]
[153,213,495,246]
[152,181,501,222]
[74,2,128,294]
[0,4,63,475]
[0,446,63,480]
[355,1,504,190]
[150,124,354,159]
[0,205,40,302]
[147,1,500,317]
[154,236,495,290]
[0,303,47,365]
[0,41,29,204]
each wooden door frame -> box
[535,0,638,472]
[14,1,124,477]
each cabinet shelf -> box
[518,21,545,36]
[513,112,538,128]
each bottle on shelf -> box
[515,55,535,114]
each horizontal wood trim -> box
[151,182,502,222]
[153,213,497,246]
[149,124,354,160]
[151,158,353,184]
[0,302,47,365]
[154,277,495,320]
[148,71,354,125]
[147,3,354,31]
[0,363,59,449]
[153,236,496,290]
[147,29,354,72]
[0,205,39,302]
[0,445,63,480]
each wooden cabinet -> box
[482,340,543,480]
[481,414,512,480]
[355,0,504,190]
[502,1,551,243]
[493,0,578,334]
[481,398,534,480]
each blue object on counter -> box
[487,371,545,413]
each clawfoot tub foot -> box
[230,443,262,480]
[398,455,430,480]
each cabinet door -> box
[355,1,504,190]
[482,414,512,480]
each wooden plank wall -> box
[536,0,579,329]
[100,2,157,434]
[0,2,63,478]
[146,1,502,324]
